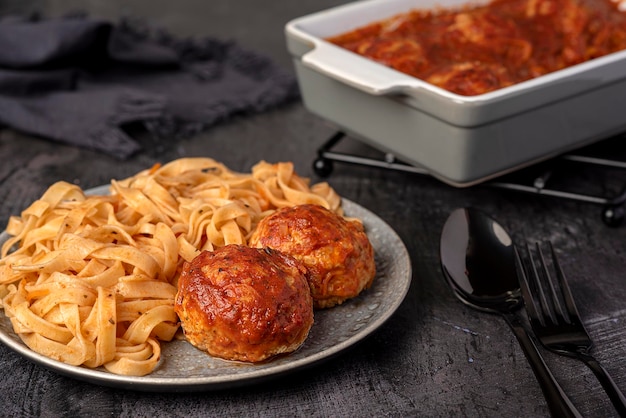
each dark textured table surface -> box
[1,1,625,417]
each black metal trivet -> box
[313,131,626,227]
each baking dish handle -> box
[301,41,419,96]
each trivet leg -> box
[602,205,624,227]
[313,157,334,177]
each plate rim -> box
[0,185,412,391]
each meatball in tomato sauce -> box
[175,245,314,363]
[249,204,376,309]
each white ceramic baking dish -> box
[285,0,626,186]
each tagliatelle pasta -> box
[0,158,342,376]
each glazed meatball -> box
[174,245,314,363]
[249,204,376,309]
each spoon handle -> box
[502,312,582,418]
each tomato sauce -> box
[327,0,626,95]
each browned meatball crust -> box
[249,204,376,309]
[174,245,314,362]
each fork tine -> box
[514,245,544,325]
[528,242,558,326]
[536,242,568,324]
[547,241,582,324]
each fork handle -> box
[503,312,582,418]
[578,353,626,417]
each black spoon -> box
[439,207,582,418]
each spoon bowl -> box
[439,207,581,418]
[440,207,520,313]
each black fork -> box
[515,242,626,417]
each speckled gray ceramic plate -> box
[0,186,412,391]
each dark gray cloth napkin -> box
[0,14,299,158]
